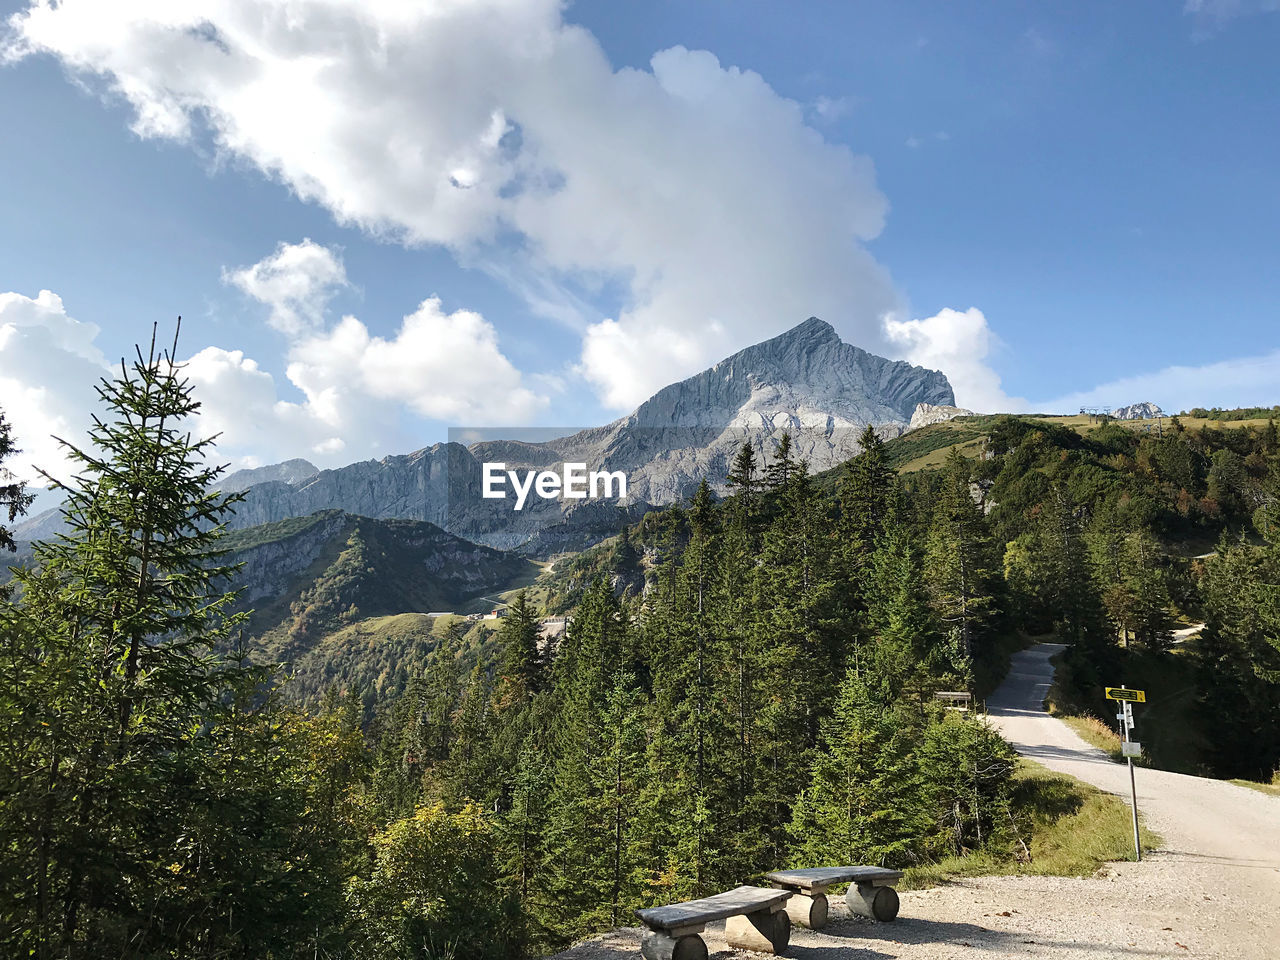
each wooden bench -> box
[635,885,792,959]
[766,866,904,928]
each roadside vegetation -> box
[902,759,1159,888]
[1230,776,1280,797]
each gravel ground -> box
[554,643,1280,960]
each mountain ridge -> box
[12,318,954,551]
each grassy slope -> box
[1230,779,1280,797]
[886,412,1275,475]
[902,758,1159,889]
[219,509,342,552]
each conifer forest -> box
[2,342,1279,959]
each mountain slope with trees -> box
[4,324,1279,958]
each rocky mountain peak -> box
[1113,402,1165,420]
[18,317,955,553]
[910,402,976,431]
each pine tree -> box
[0,324,324,956]
[713,487,772,880]
[924,449,999,677]
[789,668,926,868]
[1263,418,1279,456]
[751,468,838,864]
[840,424,895,555]
[726,440,759,512]
[764,431,798,491]
[863,520,943,699]
[443,662,498,805]
[497,732,553,938]
[1194,535,1280,779]
[636,480,737,898]
[918,715,1016,857]
[496,590,545,708]
[540,583,645,941]
[0,409,33,553]
[1039,486,1107,645]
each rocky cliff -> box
[1113,402,1165,420]
[909,402,975,431]
[539,317,953,505]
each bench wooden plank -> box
[766,866,904,891]
[636,885,790,933]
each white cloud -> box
[223,238,348,334]
[0,290,109,484]
[286,298,547,424]
[1,243,545,481]
[1039,349,1280,415]
[884,307,1027,414]
[6,0,899,411]
[190,242,548,464]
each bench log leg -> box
[640,930,707,960]
[845,882,899,922]
[784,891,829,929]
[725,908,790,954]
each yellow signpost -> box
[1105,687,1146,703]
[1106,685,1144,861]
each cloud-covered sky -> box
[2,0,1279,481]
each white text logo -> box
[481,462,628,510]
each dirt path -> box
[556,643,1280,959]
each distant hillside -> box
[217,511,538,702]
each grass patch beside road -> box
[1055,714,1136,764]
[1230,778,1280,798]
[902,759,1158,889]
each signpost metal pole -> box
[1121,686,1141,861]
[1105,684,1145,861]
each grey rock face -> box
[219,318,955,551]
[221,458,319,492]
[10,506,63,543]
[909,402,976,431]
[1113,402,1165,420]
[229,511,351,607]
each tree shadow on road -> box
[788,915,1189,957]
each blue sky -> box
[1,0,1278,482]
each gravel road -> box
[555,642,1280,960]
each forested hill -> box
[550,410,1278,613]
[217,510,538,703]
[6,343,1280,958]
[545,410,1280,781]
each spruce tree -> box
[636,481,737,897]
[751,467,838,864]
[840,424,895,556]
[726,440,759,512]
[764,431,798,491]
[0,409,33,553]
[443,662,498,805]
[863,520,943,699]
[496,590,545,708]
[0,324,323,956]
[789,668,926,868]
[540,583,644,941]
[924,449,999,676]
[713,484,772,880]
